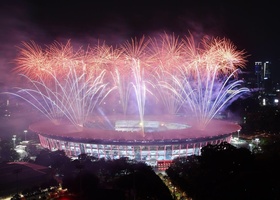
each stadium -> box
[10,34,247,168]
[29,115,240,166]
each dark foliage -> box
[243,105,280,133]
[57,154,173,200]
[166,141,280,200]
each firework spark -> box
[3,32,249,135]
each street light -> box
[255,138,260,146]
[24,130,28,141]
[173,186,177,199]
[249,143,253,152]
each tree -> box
[34,149,71,169]
[60,157,173,200]
[166,142,255,200]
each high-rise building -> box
[254,61,272,92]
[254,61,279,106]
[254,61,262,90]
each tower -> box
[254,61,272,92]
[263,61,272,92]
[254,61,262,90]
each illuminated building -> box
[29,116,240,167]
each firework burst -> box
[3,32,249,135]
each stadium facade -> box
[29,116,240,166]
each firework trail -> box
[119,36,155,136]
[3,32,249,135]
[150,33,186,115]
[176,35,248,129]
[7,41,113,127]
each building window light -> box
[262,98,266,106]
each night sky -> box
[1,0,280,88]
